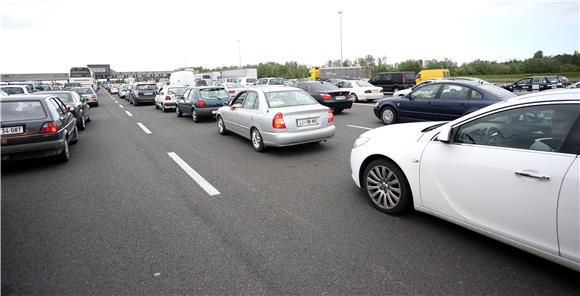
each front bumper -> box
[262,125,336,147]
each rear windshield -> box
[265,90,318,108]
[225,83,244,88]
[480,85,517,98]
[136,84,157,90]
[1,87,25,95]
[546,77,560,83]
[168,87,187,95]
[74,88,93,94]
[269,79,285,85]
[355,80,374,87]
[65,83,81,87]
[1,101,47,121]
[199,89,229,100]
[40,92,74,103]
[310,82,339,92]
[195,80,208,86]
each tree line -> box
[181,50,580,79]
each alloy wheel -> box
[366,166,401,209]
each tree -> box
[533,50,544,59]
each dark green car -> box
[175,87,231,122]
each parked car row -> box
[500,75,570,92]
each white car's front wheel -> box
[363,159,411,214]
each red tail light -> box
[165,96,171,101]
[40,121,58,134]
[320,94,331,100]
[91,94,97,99]
[197,100,206,107]
[364,90,372,94]
[327,109,334,123]
[272,112,286,129]
[229,91,235,94]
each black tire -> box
[217,116,228,135]
[251,128,265,152]
[380,106,397,125]
[69,126,79,145]
[94,102,98,107]
[362,159,412,215]
[176,106,183,117]
[155,102,159,109]
[55,136,70,163]
[334,108,344,113]
[192,109,200,122]
[78,113,86,130]
[161,104,166,112]
[352,93,359,102]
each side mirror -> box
[437,125,452,143]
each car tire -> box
[94,102,99,107]
[155,102,159,109]
[176,106,183,117]
[78,113,86,130]
[251,128,265,152]
[161,104,166,112]
[352,93,359,102]
[217,116,228,135]
[56,135,70,163]
[334,108,344,113]
[134,100,139,106]
[192,109,199,122]
[69,126,79,145]
[380,106,397,125]
[363,159,412,215]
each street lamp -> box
[338,11,343,66]
[237,40,242,69]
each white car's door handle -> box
[514,170,550,181]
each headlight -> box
[353,136,370,148]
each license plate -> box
[297,117,320,127]
[211,110,218,115]
[144,92,153,95]
[1,126,24,135]
[335,96,345,100]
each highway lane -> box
[2,90,579,295]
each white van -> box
[170,71,195,87]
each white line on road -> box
[114,100,118,103]
[137,122,152,134]
[125,111,133,117]
[167,152,220,196]
[119,104,124,108]
[347,124,372,130]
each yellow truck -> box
[416,69,450,83]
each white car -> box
[350,89,580,271]
[392,78,442,97]
[218,83,246,98]
[0,85,31,95]
[253,77,286,87]
[238,77,257,87]
[154,85,188,112]
[335,80,383,102]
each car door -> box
[177,89,191,115]
[235,91,260,137]
[48,97,72,137]
[558,156,579,264]
[419,102,580,256]
[531,77,544,91]
[398,83,442,121]
[432,83,470,120]
[223,92,247,134]
[514,78,532,92]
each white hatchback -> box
[154,85,188,112]
[350,89,580,271]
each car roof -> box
[0,94,54,101]
[252,86,302,93]
[36,90,76,94]
[505,89,580,103]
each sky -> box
[0,0,578,73]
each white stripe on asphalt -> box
[119,104,124,108]
[167,152,220,196]
[115,100,118,103]
[347,124,372,130]
[125,111,133,117]
[137,122,152,134]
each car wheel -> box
[69,126,79,145]
[56,136,70,163]
[251,128,265,152]
[78,113,86,130]
[217,116,228,135]
[161,104,166,112]
[352,93,359,102]
[134,100,139,106]
[94,102,98,107]
[176,106,183,117]
[380,106,397,125]
[363,159,412,215]
[155,102,159,109]
[192,109,199,122]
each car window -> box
[404,73,416,81]
[355,80,374,87]
[232,92,247,106]
[265,90,318,108]
[517,79,531,85]
[410,84,441,100]
[168,87,187,95]
[469,90,483,100]
[532,77,545,84]
[381,74,392,81]
[243,92,258,109]
[439,84,470,100]
[1,87,25,95]
[453,104,580,153]
[310,82,339,92]
[335,82,343,88]
[199,88,229,100]
[48,98,65,115]
[74,88,93,95]
[344,82,353,88]
[136,84,157,90]
[1,101,47,121]
[480,85,517,98]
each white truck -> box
[170,71,196,87]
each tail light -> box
[320,94,331,100]
[228,91,235,94]
[196,100,206,107]
[40,121,58,134]
[272,112,286,129]
[91,94,97,99]
[165,96,171,101]
[327,109,334,123]
[364,90,372,94]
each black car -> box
[292,81,353,113]
[176,87,231,122]
[1,95,78,163]
[501,76,558,92]
[37,91,91,130]
[373,81,517,124]
[128,83,158,106]
[368,72,416,93]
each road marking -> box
[137,122,152,134]
[167,152,220,196]
[125,111,133,117]
[114,100,118,103]
[347,124,372,130]
[353,103,375,107]
[119,104,124,108]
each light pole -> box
[338,11,343,66]
[237,40,242,69]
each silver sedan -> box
[216,87,336,152]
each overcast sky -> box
[1,0,578,73]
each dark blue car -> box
[373,81,516,124]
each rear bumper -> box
[262,125,336,147]
[135,97,155,104]
[321,100,353,110]
[161,101,177,108]
[1,138,65,160]
[195,107,220,117]
[360,93,383,101]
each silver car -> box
[216,87,336,152]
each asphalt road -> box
[2,90,579,295]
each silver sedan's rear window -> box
[1,101,47,121]
[265,91,318,108]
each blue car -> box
[373,81,517,124]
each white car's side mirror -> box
[437,125,452,143]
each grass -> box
[470,72,580,83]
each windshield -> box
[1,101,47,121]
[74,88,93,95]
[168,87,187,95]
[310,82,339,92]
[355,80,374,87]
[265,90,318,108]
[225,83,244,88]
[480,85,517,98]
[136,84,157,90]
[199,89,229,100]
[1,87,25,95]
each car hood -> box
[361,121,446,142]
